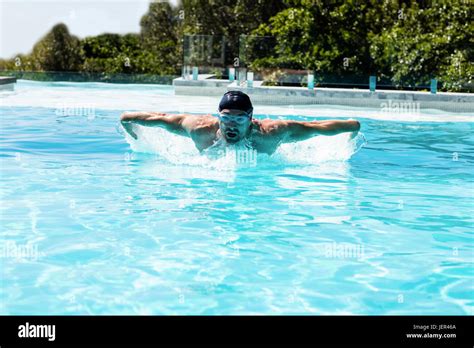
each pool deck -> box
[173,76,474,113]
[0,76,16,91]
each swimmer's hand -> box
[349,130,359,140]
[121,120,138,140]
[347,118,360,140]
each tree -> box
[180,0,288,66]
[0,1,471,91]
[250,0,400,79]
[30,23,83,71]
[370,0,473,90]
[81,33,143,74]
[139,1,182,74]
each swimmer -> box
[120,91,360,155]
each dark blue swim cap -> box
[218,91,253,113]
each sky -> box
[0,0,179,59]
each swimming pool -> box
[1,81,473,315]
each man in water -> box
[120,90,360,155]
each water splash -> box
[275,131,366,165]
[123,124,366,168]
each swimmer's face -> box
[218,109,252,144]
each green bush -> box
[0,0,471,91]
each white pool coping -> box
[1,79,473,123]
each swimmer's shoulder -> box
[181,114,219,132]
[252,118,288,136]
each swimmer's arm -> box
[120,112,189,139]
[278,119,360,142]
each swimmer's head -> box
[217,91,253,144]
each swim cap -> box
[218,91,253,113]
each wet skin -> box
[120,109,361,155]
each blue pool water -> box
[0,82,473,315]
